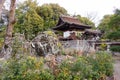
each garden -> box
[0,51,113,80]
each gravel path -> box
[113,55,120,80]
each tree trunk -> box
[0,0,16,58]
[0,0,5,21]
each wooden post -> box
[92,41,96,50]
[107,43,110,52]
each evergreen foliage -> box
[36,3,68,30]
[98,9,120,40]
[14,0,44,40]
[110,46,120,52]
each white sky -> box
[19,0,120,26]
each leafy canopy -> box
[36,3,68,30]
[98,9,120,40]
[14,0,44,40]
[76,15,95,28]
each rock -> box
[1,31,62,58]
[1,33,27,59]
[31,31,62,56]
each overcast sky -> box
[19,0,120,26]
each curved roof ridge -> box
[60,15,81,25]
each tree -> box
[0,9,9,27]
[14,0,43,40]
[76,15,95,28]
[37,4,53,20]
[107,29,120,40]
[98,9,120,40]
[98,15,112,31]
[0,0,16,57]
[49,3,68,23]
[107,9,120,40]
[0,0,8,51]
[0,0,5,21]
[36,4,54,30]
[97,15,112,38]
[108,9,120,31]
[36,3,68,30]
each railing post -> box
[92,41,95,50]
[107,43,110,52]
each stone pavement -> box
[114,60,120,80]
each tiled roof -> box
[53,15,91,31]
[60,15,81,25]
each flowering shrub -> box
[0,52,113,80]
[56,52,113,80]
[0,56,54,80]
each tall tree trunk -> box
[0,0,5,21]
[0,0,16,58]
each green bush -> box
[110,46,120,52]
[70,57,94,80]
[107,29,120,40]
[0,52,113,80]
[56,60,72,80]
[0,56,54,80]
[89,52,113,78]
[56,52,113,80]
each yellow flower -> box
[28,56,35,60]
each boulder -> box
[31,31,62,56]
